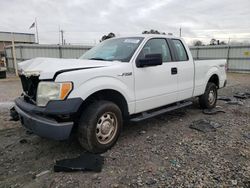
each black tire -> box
[199,82,217,109]
[78,100,123,153]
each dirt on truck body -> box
[0,73,250,187]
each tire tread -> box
[78,100,122,153]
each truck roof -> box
[115,34,180,40]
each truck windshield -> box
[80,37,144,62]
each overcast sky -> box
[1,0,250,45]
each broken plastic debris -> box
[189,119,222,133]
[19,139,28,144]
[217,95,244,105]
[9,106,19,121]
[217,96,233,102]
[234,92,250,99]
[35,170,50,178]
[54,153,104,173]
[226,101,244,105]
[243,133,250,139]
[203,108,226,115]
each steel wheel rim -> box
[208,89,216,105]
[96,112,118,145]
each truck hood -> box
[18,57,116,79]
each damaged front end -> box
[11,71,82,140]
[19,74,40,104]
[10,73,40,121]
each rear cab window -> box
[171,39,189,61]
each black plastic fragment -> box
[54,153,104,172]
[243,133,250,139]
[234,92,250,99]
[10,106,19,121]
[203,108,226,115]
[217,96,233,102]
[189,119,222,133]
[217,95,244,105]
[226,101,244,105]
[19,139,28,144]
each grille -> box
[19,75,40,103]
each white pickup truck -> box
[12,34,227,153]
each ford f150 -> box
[12,34,227,153]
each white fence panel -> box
[5,44,92,71]
[190,45,250,72]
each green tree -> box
[192,40,204,46]
[142,29,166,35]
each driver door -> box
[133,38,178,113]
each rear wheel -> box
[78,100,123,153]
[199,82,217,109]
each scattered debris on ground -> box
[19,138,28,144]
[226,100,244,105]
[217,95,233,101]
[202,107,226,115]
[234,92,250,99]
[35,170,50,179]
[189,119,222,133]
[243,133,250,139]
[218,91,250,106]
[218,95,245,105]
[54,153,104,173]
[9,107,19,121]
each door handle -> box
[171,67,178,75]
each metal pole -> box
[11,33,18,76]
[179,27,182,37]
[3,42,7,68]
[35,18,39,44]
[58,25,61,45]
[60,30,64,45]
[226,38,231,71]
[196,47,199,60]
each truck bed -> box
[193,59,227,97]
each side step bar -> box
[130,101,193,122]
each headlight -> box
[36,82,73,107]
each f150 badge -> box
[118,72,132,76]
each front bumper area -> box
[14,97,83,140]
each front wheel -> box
[199,82,217,109]
[78,100,123,153]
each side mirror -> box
[136,54,162,68]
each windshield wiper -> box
[89,57,107,61]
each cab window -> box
[138,38,172,62]
[171,39,188,61]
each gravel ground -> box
[0,73,249,187]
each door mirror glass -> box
[136,53,162,67]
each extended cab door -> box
[133,38,178,113]
[169,39,194,101]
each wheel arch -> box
[79,89,129,118]
[207,74,219,88]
